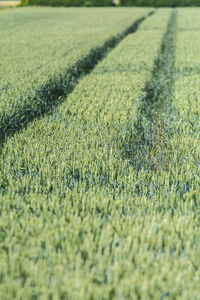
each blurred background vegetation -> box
[20,0,200,6]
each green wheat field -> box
[1,6,200,299]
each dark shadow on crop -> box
[0,10,155,149]
[122,9,177,172]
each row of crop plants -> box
[0,9,176,299]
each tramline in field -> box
[1,6,200,300]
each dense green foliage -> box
[27,0,200,6]
[0,7,150,126]
[1,7,200,300]
[121,0,200,7]
[28,0,111,6]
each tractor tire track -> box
[123,9,177,172]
